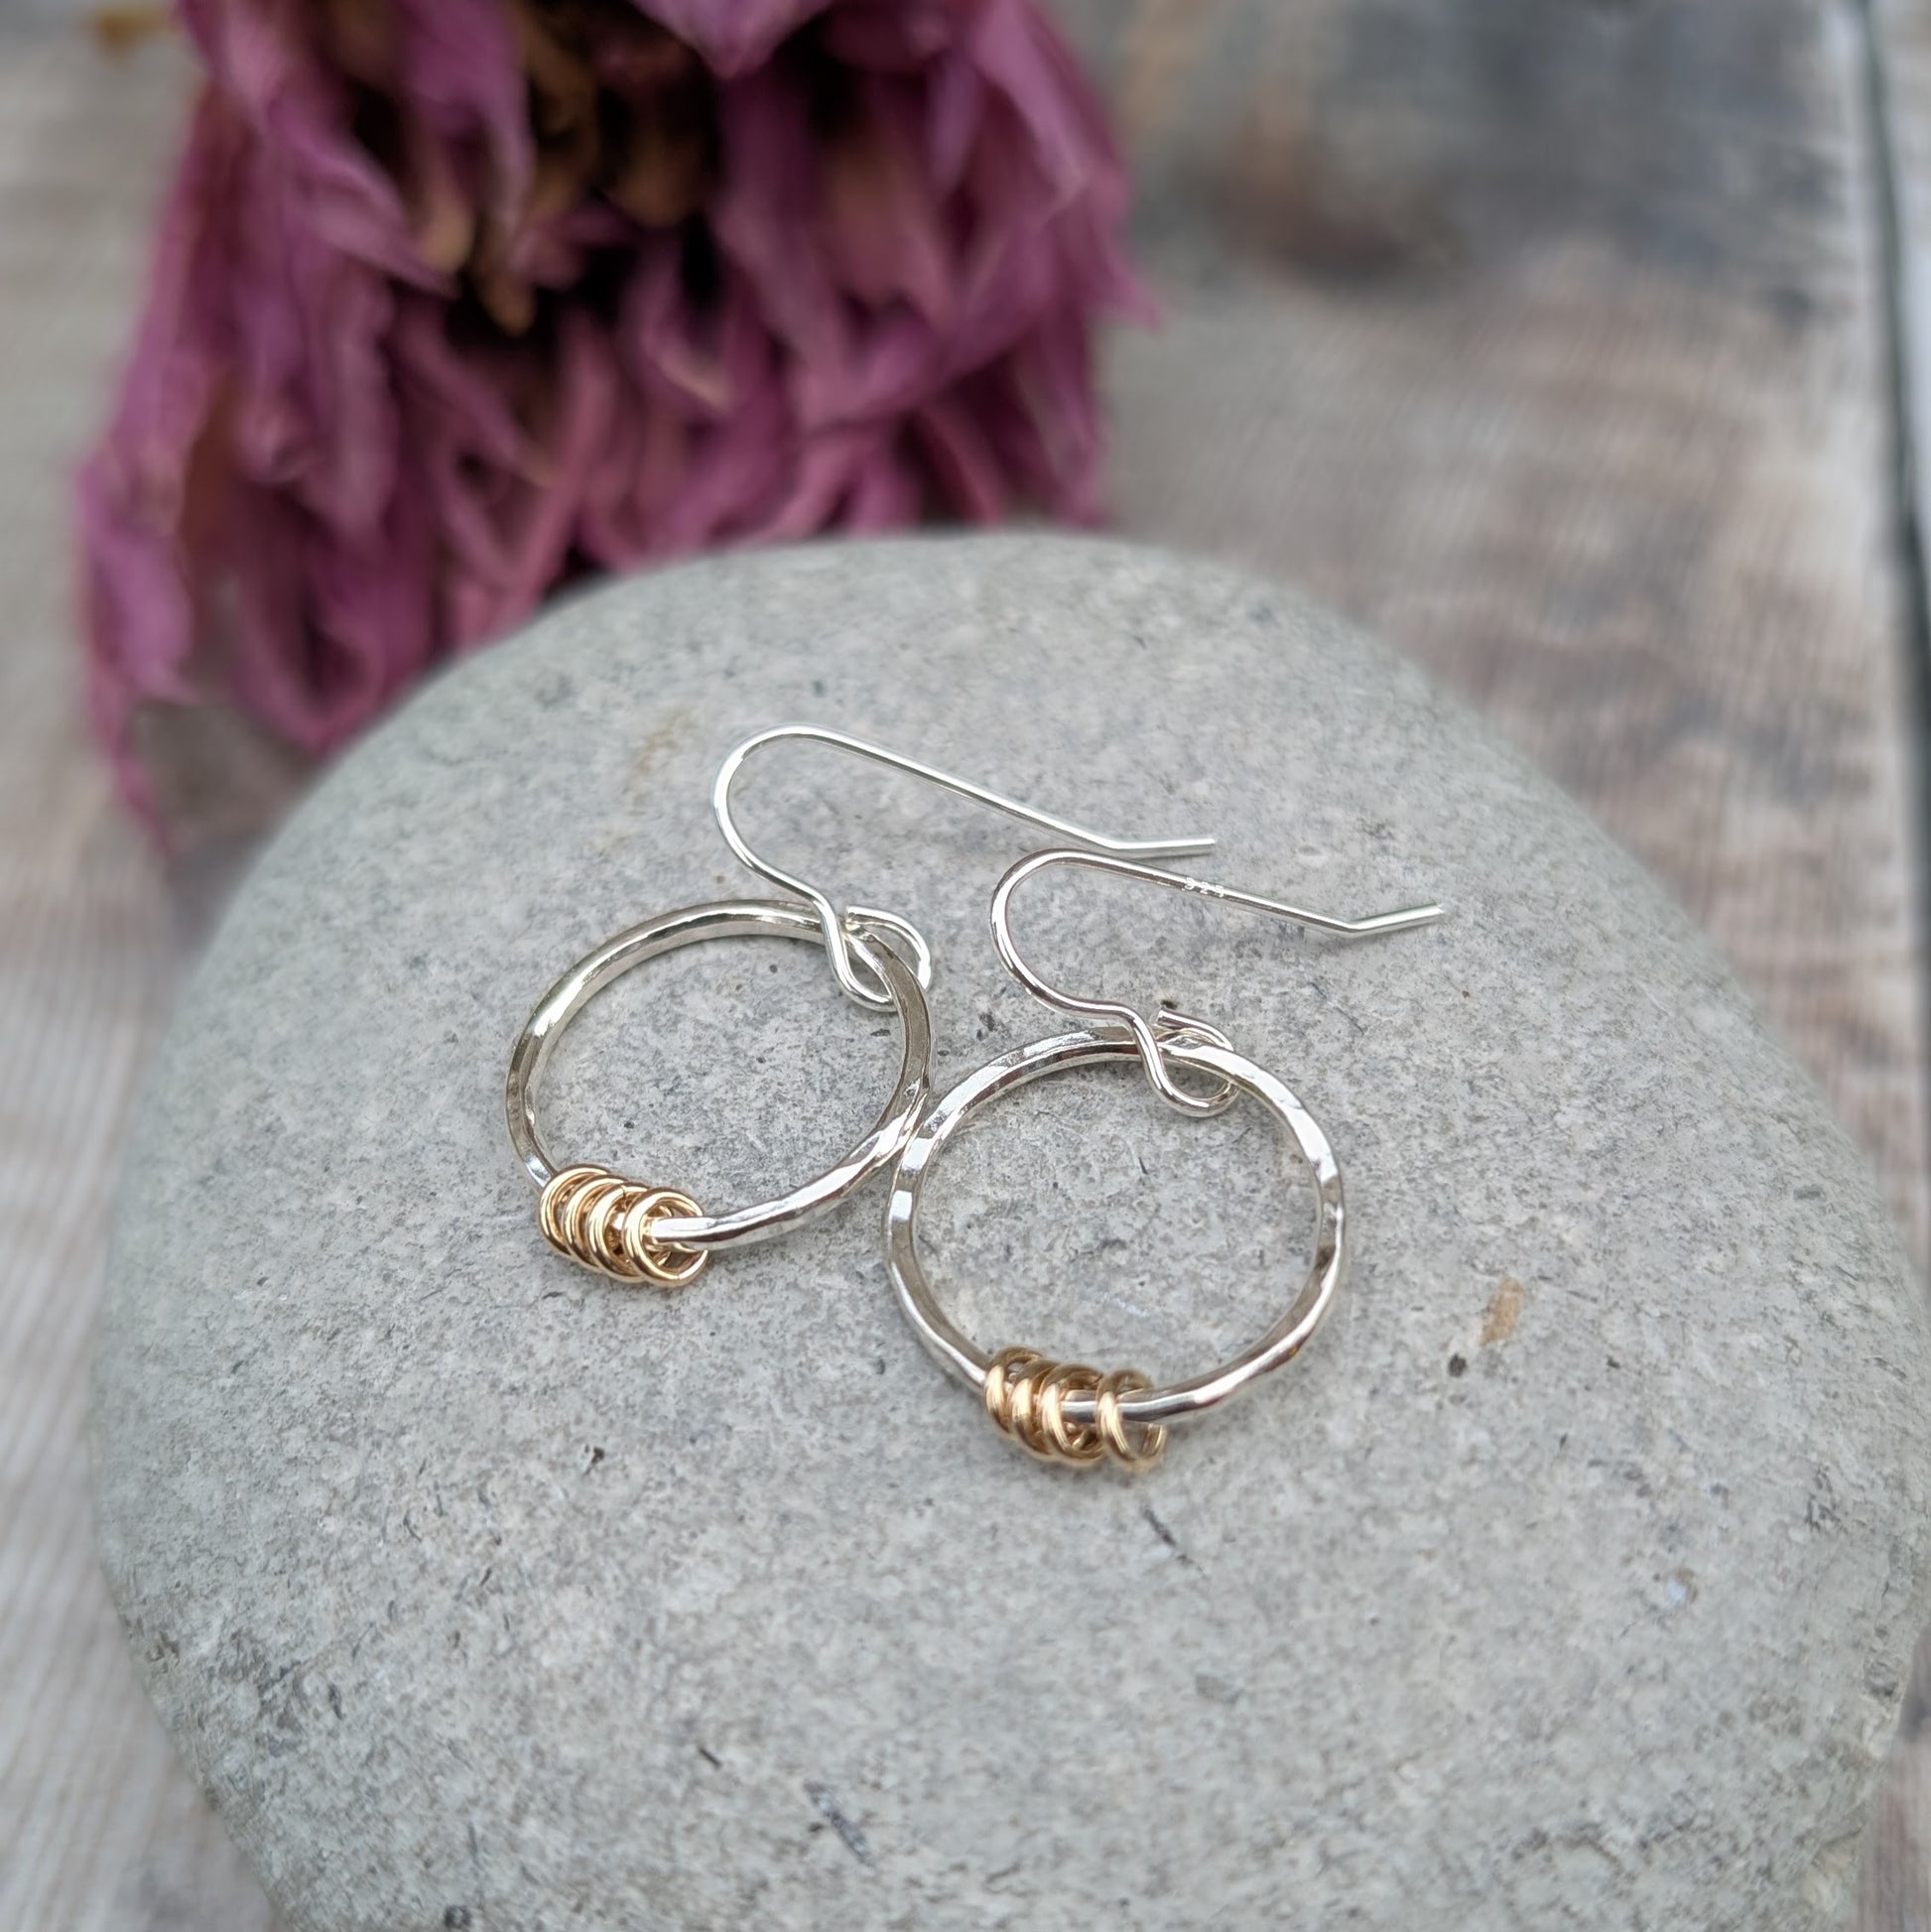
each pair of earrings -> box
[505,726,1442,1472]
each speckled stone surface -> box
[92,534,1931,1931]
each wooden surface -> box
[1059,0,1931,1268]
[2,6,1928,1926]
[0,33,279,1932]
[1845,9,1931,1920]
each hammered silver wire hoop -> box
[884,1027,1345,1465]
[507,900,932,1274]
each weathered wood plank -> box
[1845,6,1931,1921]
[1059,0,1931,1271]
[0,31,282,1932]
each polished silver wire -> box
[883,840,1441,1458]
[506,899,932,1250]
[884,1028,1346,1426]
[991,847,1445,1116]
[712,725,1217,1010]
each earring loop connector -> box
[712,725,1217,1011]
[990,847,1445,1116]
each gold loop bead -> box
[624,1189,708,1286]
[538,1165,708,1288]
[1094,1369,1169,1472]
[982,1347,1164,1471]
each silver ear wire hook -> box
[712,725,1219,1009]
[990,847,1446,1116]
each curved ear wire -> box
[712,725,1217,1008]
[990,847,1446,1115]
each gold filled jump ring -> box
[509,901,933,1284]
[885,1028,1348,1472]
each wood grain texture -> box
[0,31,281,1932]
[1850,8,1931,1922]
[0,4,1926,1926]
[1059,0,1931,1271]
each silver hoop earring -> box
[507,902,933,1284]
[506,731,1214,1288]
[885,847,1444,1469]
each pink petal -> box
[913,394,1006,522]
[711,66,849,373]
[633,0,830,77]
[818,74,953,325]
[77,0,1149,831]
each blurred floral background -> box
[80,0,1143,827]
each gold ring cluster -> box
[537,1164,707,1287]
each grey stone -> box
[91,533,1931,1931]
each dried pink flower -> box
[76,0,1146,828]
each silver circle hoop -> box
[507,900,932,1281]
[884,1028,1344,1468]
